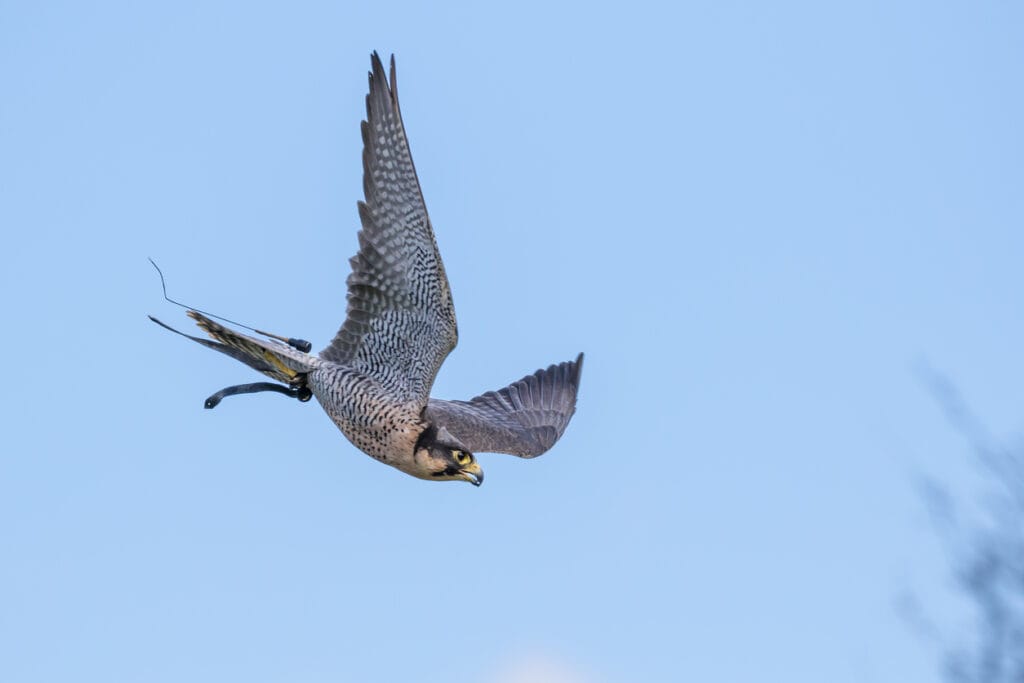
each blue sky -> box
[1,1,1022,681]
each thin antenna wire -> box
[148,258,312,352]
[149,257,265,335]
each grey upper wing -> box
[423,353,584,458]
[320,53,457,407]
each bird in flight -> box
[150,52,583,486]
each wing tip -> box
[572,352,584,386]
[369,50,386,79]
[367,51,399,117]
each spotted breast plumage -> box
[150,52,583,486]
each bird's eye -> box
[452,449,472,466]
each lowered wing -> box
[423,353,584,457]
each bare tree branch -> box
[916,365,1024,683]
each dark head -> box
[414,426,483,486]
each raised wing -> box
[423,353,584,458]
[320,53,457,407]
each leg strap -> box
[204,382,313,409]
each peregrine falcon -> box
[150,52,583,486]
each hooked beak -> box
[459,463,484,487]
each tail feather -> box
[150,311,319,383]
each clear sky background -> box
[1,2,1022,682]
